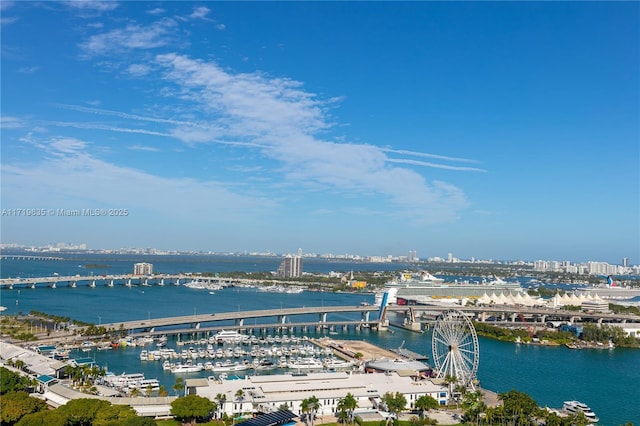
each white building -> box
[276,254,303,278]
[187,371,448,417]
[133,262,153,275]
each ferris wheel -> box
[431,309,479,388]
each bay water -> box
[1,255,638,425]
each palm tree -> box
[130,387,141,398]
[307,396,321,426]
[300,397,320,426]
[173,377,184,396]
[235,389,245,422]
[414,395,439,419]
[215,392,227,419]
[338,393,358,424]
[158,385,168,397]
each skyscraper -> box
[277,253,303,278]
[133,262,153,275]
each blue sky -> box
[1,1,638,264]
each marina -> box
[1,255,639,424]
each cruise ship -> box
[374,271,525,305]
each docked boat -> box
[287,357,324,371]
[210,360,249,372]
[213,330,246,344]
[128,378,160,392]
[322,357,355,370]
[170,362,204,373]
[103,372,145,388]
[562,401,599,423]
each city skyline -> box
[1,241,636,270]
[1,2,638,264]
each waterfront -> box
[1,256,639,424]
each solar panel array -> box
[235,410,298,426]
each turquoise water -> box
[1,256,638,425]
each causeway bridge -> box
[0,274,249,289]
[91,304,640,339]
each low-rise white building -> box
[187,371,448,418]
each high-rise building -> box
[133,262,153,275]
[623,257,629,267]
[277,253,303,278]
[408,250,418,262]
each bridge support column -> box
[108,280,114,287]
[480,312,487,322]
[90,280,96,288]
[126,279,132,287]
[159,279,164,286]
[235,319,245,326]
[51,282,56,289]
[70,281,75,288]
[510,313,517,323]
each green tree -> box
[1,367,36,394]
[158,385,168,397]
[93,404,138,426]
[173,377,185,396]
[0,391,47,425]
[215,393,227,419]
[498,389,540,425]
[381,392,407,425]
[414,395,439,419]
[300,396,321,426]
[170,394,215,426]
[15,409,67,426]
[336,393,358,424]
[57,398,112,426]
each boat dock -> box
[311,338,408,361]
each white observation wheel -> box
[431,309,479,388]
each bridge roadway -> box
[98,304,640,337]
[0,274,252,288]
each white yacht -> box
[287,357,324,371]
[128,378,160,392]
[213,330,246,344]
[170,362,204,373]
[562,401,599,423]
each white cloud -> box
[2,135,275,219]
[153,53,470,221]
[189,6,211,20]
[1,116,25,129]
[63,1,119,12]
[386,158,486,172]
[147,7,165,15]
[80,18,177,57]
[18,66,39,74]
[126,63,152,77]
[128,145,160,152]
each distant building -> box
[133,262,153,275]
[276,254,302,278]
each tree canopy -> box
[170,394,215,425]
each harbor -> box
[1,256,639,424]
